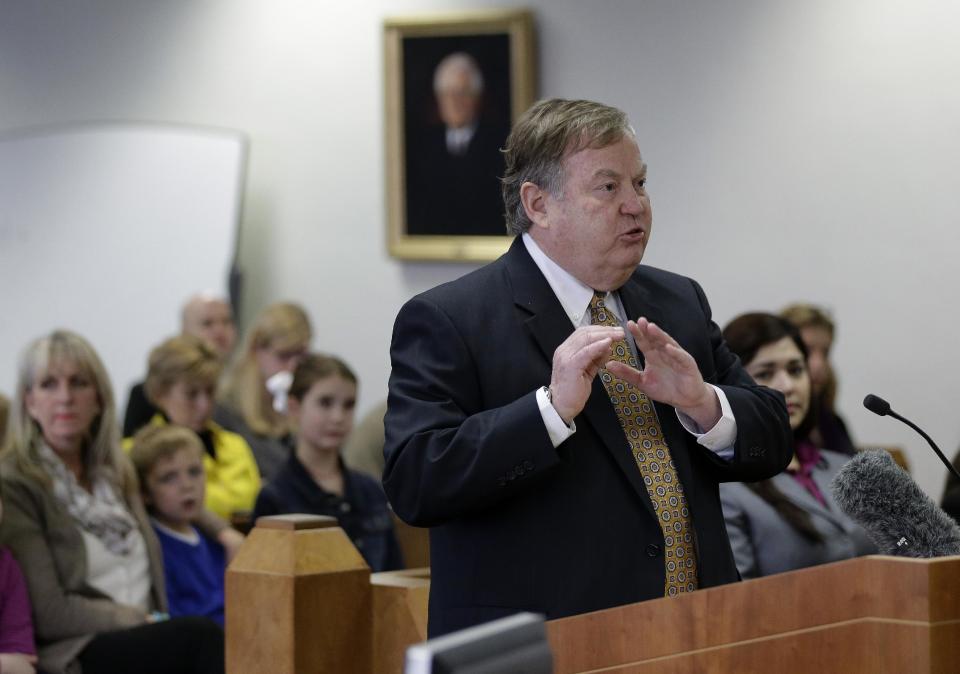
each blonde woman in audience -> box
[134,335,261,521]
[216,301,312,480]
[0,330,224,674]
[719,314,875,579]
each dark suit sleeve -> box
[383,296,562,527]
[688,278,793,481]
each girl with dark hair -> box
[252,354,403,572]
[719,313,875,578]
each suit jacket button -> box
[645,544,661,558]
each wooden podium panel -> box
[546,555,960,674]
[226,515,372,674]
[371,568,430,674]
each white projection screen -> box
[0,122,245,417]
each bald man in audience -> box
[182,293,237,357]
[123,294,237,436]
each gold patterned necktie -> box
[589,291,698,596]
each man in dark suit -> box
[384,98,792,637]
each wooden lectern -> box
[546,555,960,673]
[226,516,960,673]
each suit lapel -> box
[776,462,848,531]
[506,244,658,516]
[617,272,674,344]
[505,238,574,365]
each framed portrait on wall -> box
[384,10,536,261]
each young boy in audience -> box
[253,354,403,572]
[130,425,226,626]
[0,480,38,674]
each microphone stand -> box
[864,394,960,482]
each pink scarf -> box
[786,440,827,507]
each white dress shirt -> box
[522,233,736,460]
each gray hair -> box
[433,52,484,95]
[501,98,635,236]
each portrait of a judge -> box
[404,44,512,237]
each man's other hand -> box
[606,318,721,430]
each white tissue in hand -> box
[266,370,294,413]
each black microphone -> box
[862,393,890,417]
[831,449,960,557]
[862,394,960,482]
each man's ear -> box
[519,181,550,229]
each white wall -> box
[2,0,959,499]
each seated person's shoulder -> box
[719,480,760,504]
[199,527,226,560]
[211,403,244,433]
[209,421,255,453]
[346,469,389,506]
[0,454,35,487]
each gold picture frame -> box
[384,9,536,261]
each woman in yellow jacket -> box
[126,335,261,520]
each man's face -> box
[535,135,652,291]
[436,68,480,130]
[183,299,236,356]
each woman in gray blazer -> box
[720,313,876,579]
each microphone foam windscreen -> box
[831,449,960,558]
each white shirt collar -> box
[522,233,620,327]
[445,123,477,155]
[151,517,201,545]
